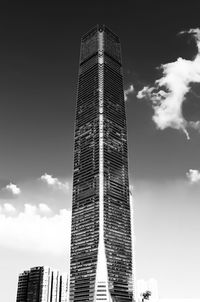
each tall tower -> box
[70,25,133,302]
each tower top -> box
[80,24,121,64]
[81,24,120,41]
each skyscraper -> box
[16,266,68,302]
[70,25,134,302]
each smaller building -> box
[16,266,68,302]
[16,270,29,302]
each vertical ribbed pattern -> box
[70,26,100,302]
[69,25,134,302]
[16,267,66,302]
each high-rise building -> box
[59,273,68,302]
[70,25,134,302]
[16,266,68,302]
[16,270,29,302]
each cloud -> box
[0,203,16,214]
[40,173,69,191]
[6,183,21,195]
[0,183,21,199]
[38,203,52,214]
[124,84,134,101]
[189,120,200,132]
[0,204,71,255]
[137,28,200,139]
[186,169,200,183]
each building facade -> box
[16,266,68,302]
[16,270,29,302]
[70,25,134,302]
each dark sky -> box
[1,0,200,182]
[1,1,200,300]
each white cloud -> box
[186,169,200,183]
[38,203,52,214]
[0,204,71,255]
[189,120,200,132]
[6,183,21,195]
[3,203,16,214]
[137,28,200,139]
[1,183,21,198]
[124,84,134,101]
[40,173,69,191]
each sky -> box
[1,1,200,301]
